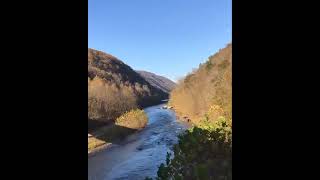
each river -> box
[88,104,189,180]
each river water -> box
[88,104,189,180]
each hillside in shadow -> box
[137,70,176,94]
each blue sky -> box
[89,0,231,81]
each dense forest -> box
[88,48,169,129]
[169,43,232,125]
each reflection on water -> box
[88,104,189,180]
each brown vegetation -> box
[88,76,138,123]
[88,48,168,129]
[169,43,232,124]
[115,109,148,130]
[148,44,232,180]
[88,136,107,152]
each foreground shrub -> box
[146,117,232,180]
[115,109,148,130]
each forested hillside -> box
[169,43,232,124]
[148,44,232,180]
[88,48,168,129]
[137,70,176,94]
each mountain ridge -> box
[88,48,171,129]
[137,70,176,94]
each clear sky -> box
[89,0,231,82]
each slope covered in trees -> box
[137,70,176,94]
[147,44,232,180]
[88,48,168,129]
[169,43,232,124]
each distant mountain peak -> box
[136,70,176,94]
